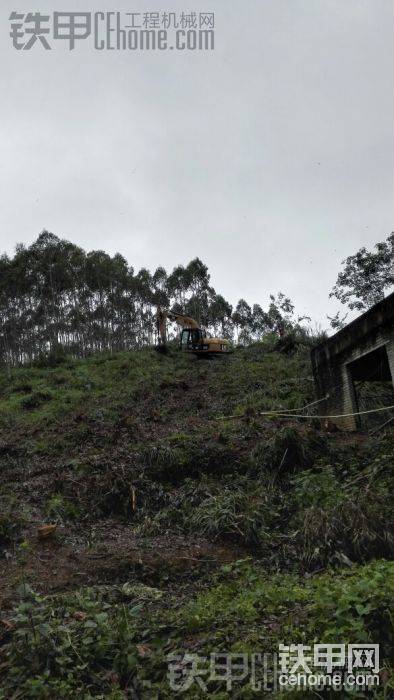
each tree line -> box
[2,230,392,366]
[0,231,306,366]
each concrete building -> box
[311,292,394,431]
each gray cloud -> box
[1,0,394,327]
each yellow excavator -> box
[155,307,230,357]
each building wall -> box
[339,333,393,430]
[311,293,394,431]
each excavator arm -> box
[156,307,199,346]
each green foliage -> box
[46,494,80,522]
[33,344,70,368]
[141,436,242,485]
[0,232,317,369]
[251,427,327,474]
[290,456,394,565]
[182,559,394,651]
[308,560,393,644]
[1,586,143,698]
[11,381,33,394]
[0,495,26,548]
[20,390,53,411]
[1,562,392,698]
[0,342,392,698]
[188,480,279,547]
[330,231,394,311]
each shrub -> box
[182,559,394,656]
[0,587,142,698]
[188,480,280,547]
[11,382,33,394]
[0,496,26,549]
[251,427,328,474]
[46,494,80,522]
[20,390,53,411]
[289,465,393,565]
[33,344,69,368]
[141,439,241,483]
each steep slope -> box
[0,344,392,698]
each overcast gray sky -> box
[1,0,393,328]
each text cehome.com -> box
[94,17,214,50]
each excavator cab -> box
[180,327,204,351]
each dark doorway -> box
[347,345,394,430]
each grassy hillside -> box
[0,343,393,698]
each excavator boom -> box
[155,307,230,356]
[168,311,199,329]
[156,308,198,345]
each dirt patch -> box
[0,520,245,608]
